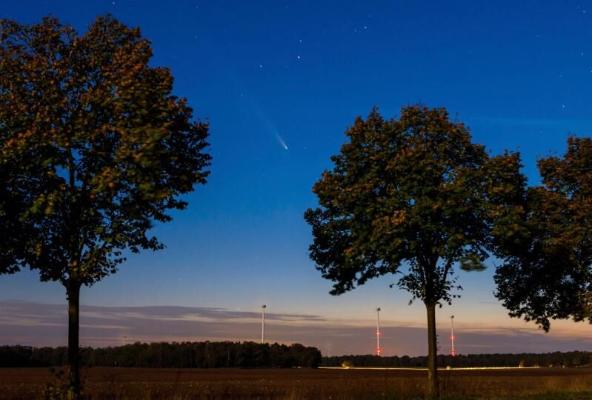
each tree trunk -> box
[426,302,439,398]
[67,281,81,400]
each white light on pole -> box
[450,315,456,357]
[261,305,267,344]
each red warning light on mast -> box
[376,307,382,356]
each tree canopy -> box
[305,106,492,303]
[494,137,592,331]
[0,162,32,274]
[0,14,210,285]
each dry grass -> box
[0,367,591,399]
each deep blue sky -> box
[2,1,592,354]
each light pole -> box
[450,315,456,357]
[261,305,267,344]
[376,307,382,356]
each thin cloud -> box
[0,301,590,356]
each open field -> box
[1,367,592,400]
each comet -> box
[246,95,289,151]
[275,133,289,150]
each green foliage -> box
[43,368,77,400]
[0,164,31,274]
[459,253,486,272]
[0,14,210,286]
[493,137,592,331]
[305,105,494,306]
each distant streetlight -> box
[261,305,267,344]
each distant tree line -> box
[323,351,592,368]
[0,342,322,369]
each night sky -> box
[2,0,592,356]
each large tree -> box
[0,16,210,399]
[305,106,503,398]
[494,137,592,331]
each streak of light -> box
[274,132,289,150]
[320,366,543,371]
